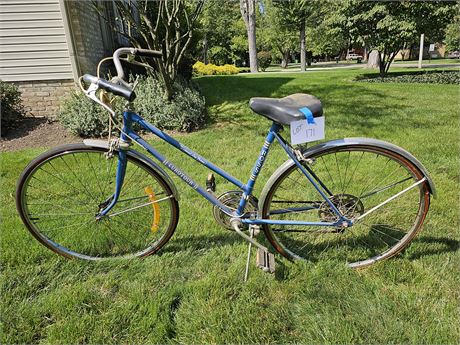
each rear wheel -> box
[16,144,179,260]
[261,145,430,268]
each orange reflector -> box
[145,186,160,233]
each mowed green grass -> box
[1,68,459,344]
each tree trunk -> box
[240,0,258,73]
[202,34,208,64]
[367,50,380,69]
[300,19,306,71]
[281,50,290,68]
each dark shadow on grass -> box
[197,74,426,135]
[159,232,244,255]
[408,236,459,260]
[302,82,430,135]
[195,76,295,105]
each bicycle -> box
[16,48,435,272]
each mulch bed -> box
[0,117,81,152]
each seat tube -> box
[236,123,282,216]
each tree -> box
[97,0,204,99]
[306,0,348,60]
[240,0,258,72]
[198,0,241,65]
[259,0,297,68]
[273,0,310,71]
[342,0,457,77]
[444,15,460,53]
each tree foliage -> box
[342,0,457,77]
[444,14,460,53]
[97,0,204,99]
[258,0,297,68]
[306,0,348,58]
[197,0,242,65]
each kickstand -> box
[243,228,254,282]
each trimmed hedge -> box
[0,80,24,136]
[192,61,239,75]
[58,76,207,137]
[356,70,460,84]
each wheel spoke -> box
[263,147,427,267]
[18,148,177,260]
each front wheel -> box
[16,144,179,260]
[261,144,430,268]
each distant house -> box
[396,43,447,61]
[0,0,121,117]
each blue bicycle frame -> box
[98,110,351,228]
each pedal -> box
[256,248,275,273]
[206,173,216,193]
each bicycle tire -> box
[16,144,179,260]
[260,144,430,268]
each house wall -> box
[15,79,75,118]
[66,1,115,75]
[0,0,74,82]
[0,0,117,118]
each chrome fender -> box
[259,137,435,211]
[83,139,179,200]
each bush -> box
[58,90,117,137]
[0,80,24,136]
[134,76,207,132]
[356,70,460,84]
[192,61,239,75]
[257,51,272,71]
[58,76,207,136]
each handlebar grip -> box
[134,48,162,58]
[82,74,136,101]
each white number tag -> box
[290,116,325,145]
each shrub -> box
[192,61,239,75]
[356,70,460,84]
[134,76,207,132]
[0,80,24,136]
[257,51,272,71]
[58,76,207,136]
[58,90,117,137]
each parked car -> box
[447,51,460,59]
[346,53,363,60]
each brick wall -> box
[15,79,76,118]
[67,1,115,75]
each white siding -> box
[0,0,74,81]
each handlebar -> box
[113,47,162,81]
[81,47,161,101]
[82,74,136,101]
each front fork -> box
[96,112,132,219]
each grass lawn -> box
[1,68,459,344]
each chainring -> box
[212,191,258,230]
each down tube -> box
[122,134,234,216]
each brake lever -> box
[83,82,116,117]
